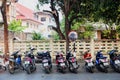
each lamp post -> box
[68,31,78,57]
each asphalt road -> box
[0,64,120,80]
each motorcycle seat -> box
[9,58,15,62]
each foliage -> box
[116,25,120,34]
[72,22,82,30]
[52,32,60,40]
[102,30,110,39]
[32,31,44,40]
[72,21,95,39]
[60,17,65,35]
[37,0,120,41]
[8,20,26,33]
[93,0,120,25]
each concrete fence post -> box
[10,39,14,53]
[118,40,120,53]
[50,40,54,61]
[90,38,95,59]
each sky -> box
[18,0,63,20]
[18,0,50,11]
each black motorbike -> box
[7,50,24,74]
[67,56,79,73]
[108,50,120,73]
[23,47,36,74]
[42,56,52,73]
[66,50,79,73]
[41,51,52,73]
[35,52,43,63]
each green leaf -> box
[8,20,26,33]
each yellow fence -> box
[0,39,120,60]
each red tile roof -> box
[16,3,42,24]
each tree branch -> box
[69,15,82,24]
[43,10,53,14]
[52,26,58,32]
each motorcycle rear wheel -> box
[8,64,15,74]
[45,68,50,73]
[88,67,94,73]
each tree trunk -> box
[64,0,71,53]
[1,0,9,60]
[65,16,70,52]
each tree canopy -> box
[8,20,26,33]
[37,0,120,50]
[37,0,120,38]
[32,31,44,40]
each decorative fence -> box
[0,39,120,60]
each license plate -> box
[73,63,77,68]
[103,62,109,66]
[25,61,30,64]
[43,63,48,66]
[88,62,93,66]
[115,60,120,64]
[60,63,65,66]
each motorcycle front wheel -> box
[26,67,31,74]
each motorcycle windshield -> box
[25,57,32,63]
[85,59,92,63]
[58,58,64,62]
[43,59,48,63]
[99,58,107,63]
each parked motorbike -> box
[0,55,6,71]
[0,62,6,71]
[41,51,52,73]
[95,50,109,73]
[108,49,120,73]
[23,47,36,74]
[84,57,94,73]
[83,50,94,73]
[96,57,109,73]
[67,56,79,73]
[56,51,67,73]
[35,52,43,63]
[42,56,52,73]
[66,50,79,73]
[7,50,24,74]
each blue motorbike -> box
[95,50,109,73]
[108,50,120,73]
[8,50,24,74]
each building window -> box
[48,35,52,38]
[49,18,51,23]
[26,22,29,27]
[41,17,46,22]
[34,14,39,20]
[48,25,53,31]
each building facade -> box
[34,11,56,39]
[16,3,43,40]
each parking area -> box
[0,63,120,80]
